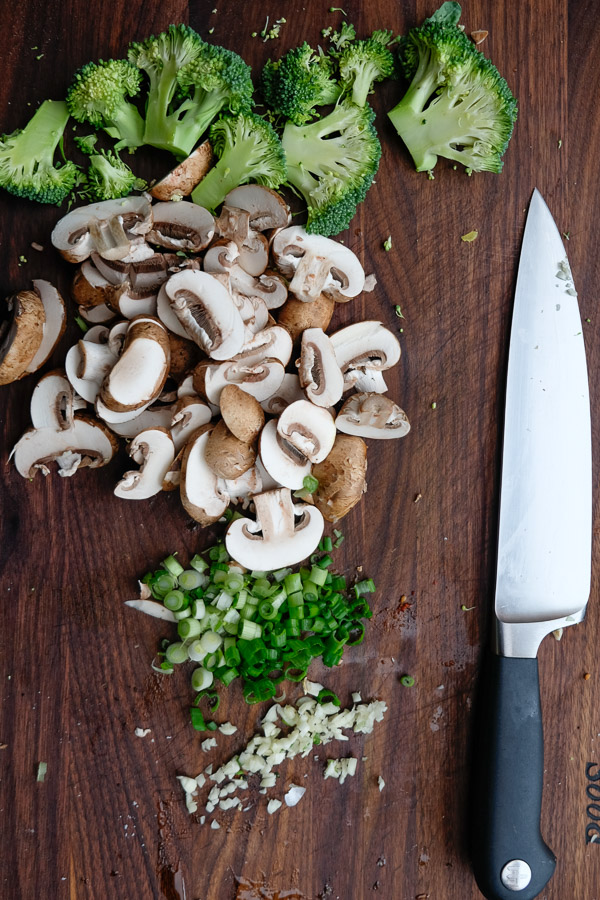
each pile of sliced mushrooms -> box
[3,184,410,568]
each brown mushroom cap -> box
[0,290,46,385]
[204,417,257,479]
[220,384,265,444]
[277,293,335,344]
[311,434,367,522]
[150,141,214,201]
[168,332,202,380]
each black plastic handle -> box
[470,652,556,899]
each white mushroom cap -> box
[299,328,344,408]
[12,413,118,478]
[180,425,229,525]
[271,226,365,302]
[100,317,170,413]
[225,488,324,570]
[335,393,411,439]
[165,269,245,360]
[277,400,336,464]
[196,359,286,406]
[114,427,175,500]
[259,418,312,490]
[330,321,401,389]
[51,196,153,263]
[260,373,306,416]
[170,396,212,452]
[147,201,214,252]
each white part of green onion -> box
[191,667,213,691]
[215,591,234,611]
[177,775,198,795]
[188,640,207,663]
[36,762,47,783]
[223,608,240,625]
[192,599,206,619]
[178,570,204,590]
[124,600,177,622]
[200,631,223,654]
[267,799,282,814]
[166,642,189,664]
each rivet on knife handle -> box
[470,651,556,900]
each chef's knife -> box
[470,189,592,900]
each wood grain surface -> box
[1,2,599,899]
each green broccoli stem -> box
[142,58,184,154]
[350,63,380,108]
[282,108,358,175]
[191,136,260,210]
[15,100,70,170]
[103,102,145,150]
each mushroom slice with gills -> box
[78,302,116,325]
[147,201,214,252]
[162,445,185,491]
[220,464,263,507]
[72,261,121,309]
[108,401,177,438]
[220,384,264,444]
[277,400,336,465]
[194,358,286,406]
[20,280,65,376]
[311,434,367,523]
[110,285,158,319]
[114,427,175,500]
[330,321,401,391]
[275,293,335,344]
[226,264,288,312]
[238,231,269,278]
[202,240,240,275]
[214,205,251,246]
[157,283,190,339]
[180,425,230,525]
[30,370,80,431]
[352,369,388,394]
[299,328,344,408]
[231,325,292,368]
[255,454,279,492]
[260,373,306,416]
[271,226,365,303]
[91,244,158,287]
[335,393,410,440]
[259,418,312,490]
[150,141,215,201]
[170,396,212,453]
[223,185,291,233]
[106,320,129,357]
[165,269,245,361]
[225,488,325,570]
[234,294,270,335]
[51,196,153,264]
[82,324,110,345]
[204,418,257,480]
[100,317,170,414]
[0,290,45,386]
[12,413,118,479]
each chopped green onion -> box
[317,688,340,706]
[188,640,206,663]
[310,566,328,586]
[191,667,213,691]
[178,569,203,590]
[36,762,47,782]
[239,620,262,641]
[162,555,184,577]
[401,674,415,687]
[284,573,302,595]
[189,555,208,573]
[354,578,376,596]
[166,642,189,664]
[200,631,222,654]
[163,590,185,611]
[190,707,206,730]
[317,554,333,569]
[155,574,177,595]
[178,618,202,641]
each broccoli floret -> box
[387,2,518,174]
[324,21,356,52]
[191,112,287,212]
[129,24,251,159]
[261,42,340,125]
[282,99,381,236]
[66,59,145,150]
[337,30,396,107]
[85,149,147,200]
[0,100,80,204]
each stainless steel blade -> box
[494,189,591,657]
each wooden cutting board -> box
[1,2,599,898]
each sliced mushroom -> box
[352,369,388,393]
[150,141,215,201]
[231,325,293,368]
[193,358,286,406]
[91,249,178,291]
[25,280,66,374]
[259,418,312,490]
[100,317,170,413]
[177,373,198,399]
[165,269,245,360]
[108,285,158,319]
[260,373,306,416]
[72,261,120,309]
[0,290,45,385]
[223,185,291,232]
[220,464,263,505]
[276,292,335,344]
[180,425,229,525]
[168,332,202,380]
[225,488,324,569]
[330,321,401,390]
[277,400,336,464]
[220,384,265,444]
[78,302,116,325]
[299,328,344,408]
[12,413,118,478]
[147,201,214,252]
[170,396,212,452]
[202,239,240,274]
[204,418,257,479]
[272,226,365,303]
[66,343,107,404]
[30,370,82,431]
[114,427,175,500]
[311,434,367,522]
[157,283,190,339]
[238,232,269,278]
[51,197,153,263]
[335,393,411,439]
[162,445,185,491]
[82,324,111,345]
[78,339,119,382]
[234,294,270,334]
[215,205,251,246]
[108,401,178,438]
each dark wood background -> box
[1,1,599,898]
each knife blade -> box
[470,189,592,900]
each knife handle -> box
[470,652,556,900]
